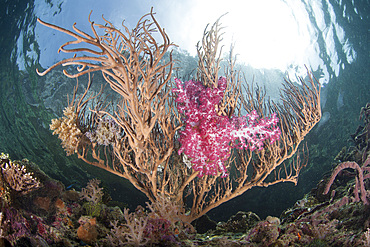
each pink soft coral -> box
[173,77,281,177]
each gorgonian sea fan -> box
[173,77,281,178]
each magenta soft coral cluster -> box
[173,77,281,178]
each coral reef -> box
[0,131,369,246]
[6,8,368,246]
[37,10,321,224]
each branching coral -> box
[107,196,186,246]
[0,153,40,194]
[50,106,82,155]
[80,179,104,204]
[145,193,188,232]
[80,179,105,217]
[85,118,121,146]
[37,10,321,223]
[107,209,149,246]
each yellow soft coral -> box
[50,106,82,155]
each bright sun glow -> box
[35,0,354,84]
[163,0,312,71]
[224,1,308,69]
